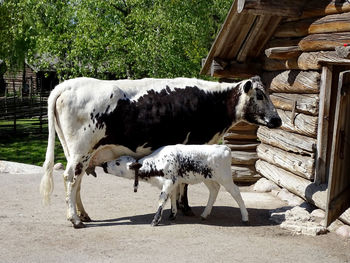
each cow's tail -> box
[40,84,64,205]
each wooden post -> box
[39,77,43,134]
[12,80,16,134]
[315,66,333,184]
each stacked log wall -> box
[257,2,350,211]
[224,122,260,184]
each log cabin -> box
[201,0,350,227]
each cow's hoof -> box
[200,216,207,221]
[79,214,92,222]
[168,213,177,221]
[182,208,195,217]
[242,220,250,226]
[73,221,86,229]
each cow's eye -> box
[116,161,120,166]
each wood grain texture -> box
[264,46,302,60]
[270,93,319,116]
[299,32,350,51]
[257,126,316,155]
[263,70,320,94]
[277,108,318,138]
[257,143,315,179]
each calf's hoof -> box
[242,220,250,226]
[200,215,207,221]
[151,219,160,227]
[79,214,92,222]
[72,221,86,229]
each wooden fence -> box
[0,79,50,135]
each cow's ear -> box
[129,162,142,171]
[243,81,252,93]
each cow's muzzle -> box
[267,116,282,128]
[101,162,108,174]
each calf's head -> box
[102,156,139,179]
[234,76,282,128]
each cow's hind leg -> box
[178,184,195,216]
[64,158,87,228]
[76,175,91,222]
[152,180,176,226]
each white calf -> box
[102,144,249,226]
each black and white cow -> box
[102,144,249,226]
[40,76,281,228]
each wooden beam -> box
[265,37,303,49]
[277,109,318,138]
[264,46,302,60]
[256,160,327,208]
[270,93,319,116]
[315,66,333,184]
[232,165,260,183]
[335,46,350,59]
[276,13,350,38]
[257,143,315,180]
[224,129,258,140]
[264,51,350,71]
[257,126,316,155]
[242,0,305,17]
[210,58,261,79]
[224,140,260,151]
[231,150,258,165]
[263,57,299,71]
[299,32,350,52]
[274,18,315,38]
[263,70,321,94]
[298,0,350,21]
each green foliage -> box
[0,0,232,79]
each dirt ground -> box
[0,161,350,263]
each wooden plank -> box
[257,143,315,180]
[335,46,350,59]
[263,57,299,71]
[229,122,258,131]
[231,165,260,183]
[270,93,319,116]
[257,126,316,155]
[299,32,350,52]
[264,46,302,60]
[242,0,304,17]
[263,70,320,94]
[265,37,303,49]
[315,66,333,184]
[256,160,327,209]
[274,18,315,38]
[276,13,350,38]
[231,150,258,165]
[224,129,257,140]
[298,0,350,20]
[326,70,350,226]
[211,59,261,78]
[277,108,318,138]
[224,141,260,150]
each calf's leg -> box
[76,176,91,222]
[201,181,220,220]
[178,184,195,216]
[152,180,176,226]
[222,179,249,222]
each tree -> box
[0,0,232,80]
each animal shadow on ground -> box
[86,206,279,228]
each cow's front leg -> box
[178,184,195,216]
[64,160,86,228]
[152,180,175,226]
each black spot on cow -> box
[75,163,83,176]
[176,154,213,179]
[93,86,240,152]
[110,93,113,99]
[105,105,110,113]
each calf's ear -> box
[129,162,142,171]
[243,81,252,93]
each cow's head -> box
[101,156,138,179]
[234,76,282,128]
